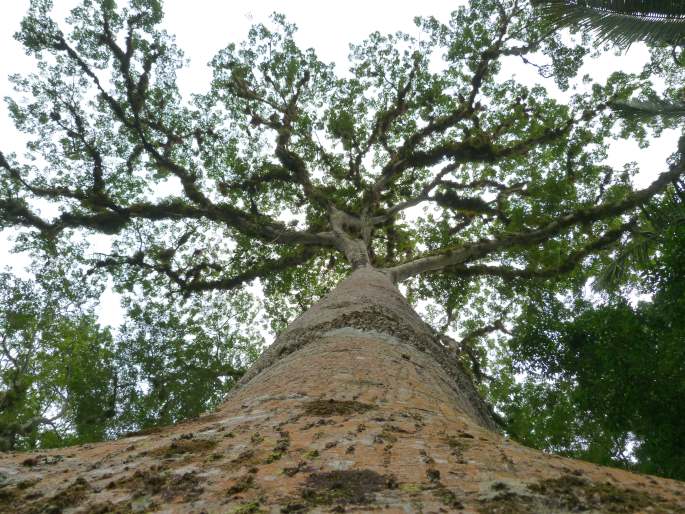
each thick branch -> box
[389,161,682,281]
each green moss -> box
[23,476,90,514]
[478,474,680,514]
[264,431,290,463]
[374,427,399,444]
[433,484,464,509]
[426,468,440,482]
[300,469,390,506]
[528,475,662,513]
[303,449,319,460]
[399,483,423,494]
[16,479,40,490]
[283,461,307,477]
[302,399,373,417]
[0,486,19,511]
[87,500,135,513]
[231,449,257,466]
[227,475,255,495]
[232,500,263,513]
[108,468,165,496]
[280,501,307,512]
[149,437,217,458]
[478,491,533,514]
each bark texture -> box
[1,268,684,513]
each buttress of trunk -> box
[1,268,684,514]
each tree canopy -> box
[1,0,684,477]
[490,192,685,480]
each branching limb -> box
[388,161,681,281]
[368,1,516,205]
[370,163,458,225]
[442,218,638,281]
[92,245,321,294]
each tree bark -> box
[1,267,684,513]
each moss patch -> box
[303,399,373,417]
[0,485,20,511]
[227,474,255,495]
[231,449,258,467]
[301,469,391,506]
[265,431,290,463]
[434,483,464,509]
[478,474,679,514]
[232,500,263,513]
[479,491,533,514]
[23,476,90,514]
[149,437,218,458]
[161,472,203,502]
[88,500,135,513]
[107,467,168,497]
[105,465,202,502]
[283,461,307,477]
[16,479,40,490]
[528,475,668,513]
[445,433,472,463]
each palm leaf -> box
[608,98,685,121]
[594,233,653,290]
[532,1,685,47]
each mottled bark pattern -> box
[1,269,684,513]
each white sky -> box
[0,1,679,327]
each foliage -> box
[0,265,114,449]
[489,192,685,480]
[532,1,685,47]
[0,265,261,449]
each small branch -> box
[92,246,321,294]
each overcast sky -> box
[0,1,679,325]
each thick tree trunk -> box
[1,268,684,513]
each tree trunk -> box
[1,267,684,513]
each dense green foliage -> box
[0,0,684,480]
[490,193,685,479]
[0,262,260,449]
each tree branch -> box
[92,245,321,294]
[389,160,682,282]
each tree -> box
[1,0,685,512]
[0,267,117,451]
[532,1,685,120]
[0,257,262,450]
[490,193,685,480]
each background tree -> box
[483,0,685,481]
[0,254,115,450]
[0,257,261,449]
[490,189,685,480]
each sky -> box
[0,0,679,327]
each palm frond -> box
[594,233,653,290]
[532,1,685,47]
[609,98,685,121]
